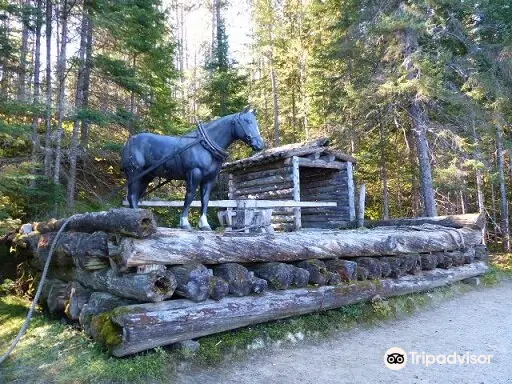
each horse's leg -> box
[199,179,215,231]
[181,168,201,230]
[127,173,140,209]
[127,171,151,208]
[137,175,152,202]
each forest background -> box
[1,0,511,249]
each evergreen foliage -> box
[201,5,248,117]
[0,0,511,247]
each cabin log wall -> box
[300,163,351,229]
[230,160,296,231]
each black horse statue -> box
[121,105,265,230]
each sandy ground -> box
[174,280,512,384]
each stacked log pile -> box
[12,209,489,356]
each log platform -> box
[96,263,488,357]
[10,209,489,356]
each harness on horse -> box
[196,113,254,161]
[197,120,229,160]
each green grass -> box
[0,296,172,384]
[1,255,510,383]
[481,253,512,286]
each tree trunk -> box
[44,0,53,178]
[298,0,309,140]
[112,225,482,269]
[379,122,390,219]
[496,122,510,251]
[53,0,69,184]
[410,100,436,216]
[270,66,280,146]
[211,0,216,58]
[266,8,280,147]
[30,0,43,186]
[176,0,186,115]
[129,54,136,135]
[67,3,88,209]
[404,128,420,216]
[18,0,30,101]
[402,28,437,217]
[79,8,93,148]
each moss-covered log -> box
[112,225,482,270]
[79,292,136,334]
[91,262,488,356]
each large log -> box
[169,264,211,302]
[366,213,485,230]
[79,292,136,335]
[92,262,488,356]
[112,225,482,270]
[37,231,110,271]
[209,276,230,301]
[34,208,157,238]
[56,267,177,302]
[65,281,92,321]
[296,259,328,285]
[212,263,252,297]
[252,263,310,290]
[47,280,71,313]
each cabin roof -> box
[223,137,356,171]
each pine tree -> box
[201,2,248,118]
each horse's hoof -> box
[199,225,212,231]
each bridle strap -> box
[232,113,253,142]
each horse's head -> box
[233,105,265,151]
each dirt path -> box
[175,280,512,384]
